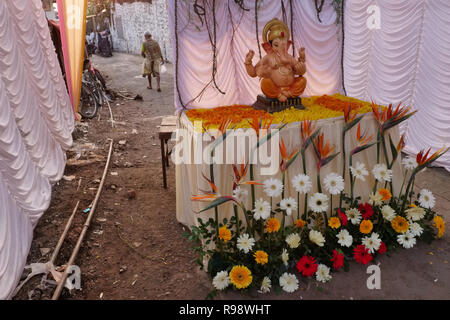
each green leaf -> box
[388,134,398,162]
[198,196,236,213]
[344,114,364,132]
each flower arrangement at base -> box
[184,106,448,299]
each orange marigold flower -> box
[378,188,392,201]
[391,216,409,234]
[360,220,373,234]
[328,217,341,229]
[218,226,231,242]
[295,219,306,228]
[254,250,269,265]
[266,217,281,233]
[229,265,253,289]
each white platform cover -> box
[0,0,74,299]
[167,0,450,170]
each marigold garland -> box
[185,94,377,130]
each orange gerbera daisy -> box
[218,226,231,242]
[295,219,306,228]
[266,217,281,233]
[360,220,373,234]
[328,217,341,229]
[378,188,392,201]
[254,250,269,265]
[433,215,445,238]
[391,216,409,233]
[229,265,253,289]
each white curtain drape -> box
[167,0,450,170]
[343,0,450,170]
[167,0,343,110]
[0,0,74,299]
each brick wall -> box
[110,0,172,62]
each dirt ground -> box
[14,53,450,300]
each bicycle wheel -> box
[79,84,99,119]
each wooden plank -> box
[161,116,177,126]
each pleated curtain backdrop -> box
[167,0,450,171]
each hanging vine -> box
[289,0,295,57]
[174,0,187,109]
[255,0,262,59]
[314,0,325,23]
[340,0,347,95]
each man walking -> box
[141,32,164,92]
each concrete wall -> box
[110,0,172,62]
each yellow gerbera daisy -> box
[433,215,445,238]
[360,219,373,234]
[266,217,280,233]
[254,250,269,265]
[378,188,392,201]
[391,216,409,233]
[219,226,231,242]
[295,219,306,228]
[328,217,341,229]
[229,265,253,289]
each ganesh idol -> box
[245,18,307,109]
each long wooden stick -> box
[50,201,80,265]
[52,139,113,300]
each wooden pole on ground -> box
[51,139,113,300]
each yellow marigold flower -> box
[433,215,445,238]
[266,217,280,233]
[229,265,253,289]
[391,216,409,233]
[378,188,392,201]
[218,226,231,242]
[295,219,306,228]
[328,217,341,229]
[254,250,269,265]
[360,219,373,234]
[409,203,417,208]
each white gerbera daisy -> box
[285,233,301,249]
[397,231,416,249]
[309,193,329,213]
[418,189,435,209]
[381,205,396,222]
[236,233,255,253]
[409,222,423,237]
[405,206,426,221]
[291,174,312,194]
[336,229,353,247]
[279,272,299,293]
[309,230,325,247]
[350,162,369,181]
[323,172,345,195]
[316,264,332,283]
[263,178,284,197]
[233,187,248,204]
[402,156,418,170]
[362,232,382,254]
[212,271,230,290]
[281,248,289,267]
[253,198,271,220]
[368,191,383,206]
[258,276,271,294]
[372,163,392,182]
[346,208,362,225]
[280,197,298,216]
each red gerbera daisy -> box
[358,203,374,220]
[378,242,386,254]
[331,249,344,270]
[296,256,318,277]
[353,245,373,265]
[338,209,348,226]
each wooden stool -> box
[158,116,177,188]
